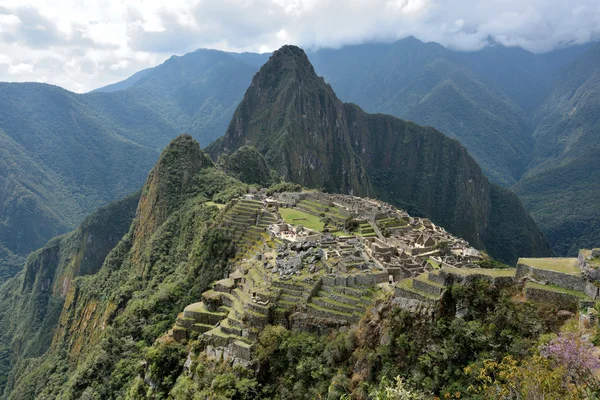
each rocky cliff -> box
[209,45,552,263]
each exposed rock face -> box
[209,45,552,263]
[209,45,371,197]
[0,193,139,394]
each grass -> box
[206,201,225,209]
[580,250,600,268]
[279,208,325,231]
[526,282,592,300]
[184,302,227,316]
[397,278,440,300]
[307,302,353,317]
[442,266,516,277]
[415,272,445,287]
[518,258,580,275]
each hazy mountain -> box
[209,45,552,263]
[0,37,595,279]
[514,43,600,255]
[0,50,259,278]
[308,38,534,187]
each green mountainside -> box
[0,190,139,392]
[217,146,280,187]
[209,45,552,263]
[0,134,589,399]
[514,43,600,255]
[0,50,258,279]
[0,37,597,282]
[0,83,158,278]
[0,135,246,398]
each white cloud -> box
[0,0,599,92]
[8,63,33,75]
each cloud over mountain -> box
[0,0,599,92]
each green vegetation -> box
[0,50,260,281]
[519,258,580,275]
[0,136,243,399]
[513,44,600,256]
[218,146,280,186]
[526,282,592,300]
[156,279,577,399]
[266,182,302,195]
[0,132,596,400]
[279,208,325,231]
[0,191,140,394]
[2,37,595,282]
[310,37,533,187]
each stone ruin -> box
[164,191,508,365]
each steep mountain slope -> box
[209,45,552,263]
[454,44,554,116]
[0,50,258,279]
[89,49,258,148]
[309,38,533,186]
[514,43,600,255]
[0,84,158,278]
[0,135,246,399]
[0,191,139,392]
[211,46,371,197]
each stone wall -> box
[585,281,600,299]
[525,286,580,312]
[516,263,586,291]
[322,271,387,287]
[394,287,437,304]
[440,270,515,288]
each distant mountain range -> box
[0,37,598,278]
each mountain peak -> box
[132,134,212,271]
[210,45,369,196]
[261,44,318,79]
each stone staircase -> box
[172,254,276,363]
[305,282,374,325]
[218,199,268,254]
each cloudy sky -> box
[0,0,599,93]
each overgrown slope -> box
[0,191,139,392]
[309,38,533,186]
[0,51,257,279]
[0,135,247,399]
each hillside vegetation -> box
[514,44,600,255]
[0,136,246,398]
[0,135,592,399]
[0,37,596,282]
[0,51,258,278]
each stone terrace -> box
[168,191,498,364]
